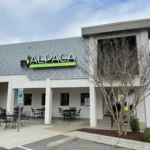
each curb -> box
[47,136,77,149]
[65,131,150,150]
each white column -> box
[90,82,97,127]
[89,36,97,127]
[145,94,150,127]
[140,30,149,47]
[7,79,15,114]
[45,78,52,124]
[96,90,103,119]
[136,30,149,126]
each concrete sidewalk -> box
[0,124,61,149]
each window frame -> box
[41,93,45,106]
[80,93,90,106]
[24,93,32,106]
[60,93,69,106]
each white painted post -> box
[7,79,15,114]
[90,82,97,127]
[88,36,97,127]
[45,78,52,124]
[97,90,103,119]
[136,30,149,127]
[144,93,150,127]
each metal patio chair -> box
[21,111,31,126]
[75,109,81,119]
[63,110,72,121]
[0,112,17,129]
[31,108,40,118]
[58,108,64,119]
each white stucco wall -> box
[136,30,149,124]
[0,75,89,89]
[52,88,103,119]
[136,100,146,123]
[145,93,150,127]
[0,83,8,108]
[0,76,103,120]
[52,88,88,118]
[12,87,103,119]
[14,88,45,112]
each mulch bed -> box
[76,128,149,142]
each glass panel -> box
[60,93,69,106]
[41,93,45,105]
[81,93,90,106]
[24,94,32,105]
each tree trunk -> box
[116,123,124,136]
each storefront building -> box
[0,18,150,128]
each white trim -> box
[7,79,15,114]
[51,79,89,88]
[0,75,90,88]
[0,75,142,89]
[45,78,52,124]
[95,31,139,40]
[90,81,97,127]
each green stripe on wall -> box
[29,62,76,68]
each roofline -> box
[82,18,150,37]
[0,36,82,47]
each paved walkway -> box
[0,118,145,150]
[0,121,131,150]
[50,119,90,133]
[0,124,61,149]
[8,135,130,150]
[49,117,117,133]
[48,138,131,150]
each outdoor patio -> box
[0,116,113,131]
[0,116,133,149]
[50,116,113,132]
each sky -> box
[0,0,150,45]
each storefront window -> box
[81,93,90,106]
[24,93,32,105]
[60,93,69,106]
[41,93,45,105]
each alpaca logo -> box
[20,53,76,69]
[20,56,31,68]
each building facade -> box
[0,18,150,128]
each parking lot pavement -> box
[10,135,68,150]
[9,136,131,150]
[10,148,23,150]
[0,147,7,150]
[49,139,131,150]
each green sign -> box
[30,62,76,68]
[20,53,76,69]
[18,88,24,104]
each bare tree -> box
[80,36,150,136]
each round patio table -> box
[36,109,45,118]
[6,114,26,129]
[63,109,76,121]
